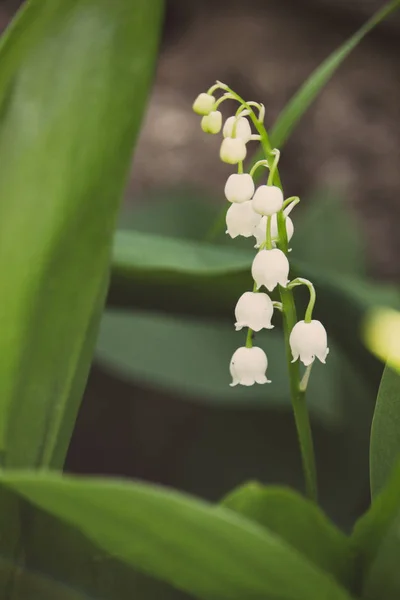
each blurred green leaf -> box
[352,462,400,582]
[269,0,400,149]
[96,308,367,427]
[291,189,365,276]
[370,366,400,499]
[222,482,356,589]
[8,500,186,600]
[360,510,400,600]
[109,229,399,381]
[352,462,400,599]
[119,188,220,241]
[1,473,355,600]
[0,0,162,468]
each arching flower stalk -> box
[192,81,330,502]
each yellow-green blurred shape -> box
[363,307,400,371]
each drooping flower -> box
[251,248,289,291]
[226,201,261,238]
[235,291,274,331]
[252,185,284,216]
[192,93,215,115]
[224,173,255,203]
[289,320,329,366]
[220,137,247,164]
[254,214,294,248]
[223,116,252,143]
[230,346,270,386]
[201,110,222,134]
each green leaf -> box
[0,0,163,468]
[7,499,185,600]
[1,473,355,600]
[352,462,400,599]
[361,510,400,600]
[352,462,400,582]
[222,482,356,590]
[291,188,365,277]
[109,229,399,380]
[96,308,365,427]
[269,0,400,148]
[370,366,400,499]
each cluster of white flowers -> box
[193,83,329,387]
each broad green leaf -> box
[0,0,163,468]
[291,188,365,277]
[370,366,400,499]
[109,229,399,381]
[352,462,400,581]
[361,510,400,600]
[222,482,356,589]
[269,0,400,148]
[8,499,186,600]
[119,188,220,241]
[1,473,355,600]
[96,308,365,426]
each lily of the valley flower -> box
[251,248,289,291]
[289,320,329,366]
[226,201,261,238]
[201,110,222,134]
[254,214,294,248]
[220,137,247,164]
[252,185,284,216]
[223,116,252,143]
[192,92,215,115]
[235,291,274,331]
[230,346,270,386]
[224,173,255,203]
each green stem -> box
[224,86,318,500]
[280,286,318,501]
[245,328,253,348]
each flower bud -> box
[230,346,271,386]
[192,93,215,115]
[252,185,284,216]
[201,110,222,134]
[224,173,255,203]
[251,248,289,291]
[223,116,252,143]
[289,320,329,366]
[235,291,274,331]
[254,215,294,248]
[226,201,261,238]
[220,137,247,164]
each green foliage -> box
[0,472,354,600]
[370,366,400,498]
[222,482,356,589]
[270,0,400,149]
[352,461,400,599]
[0,0,163,469]
[0,0,398,599]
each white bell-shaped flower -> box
[220,137,247,164]
[224,173,255,203]
[252,185,284,216]
[235,291,274,331]
[226,201,261,238]
[223,116,252,143]
[201,110,222,134]
[289,320,329,366]
[251,248,289,291]
[192,93,215,115]
[230,346,271,386]
[254,215,294,248]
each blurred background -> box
[2,0,400,535]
